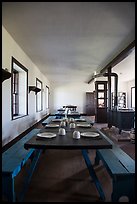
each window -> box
[131,87,135,109]
[45,86,49,109]
[36,78,42,112]
[11,57,28,120]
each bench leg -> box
[26,149,42,183]
[94,150,100,165]
[2,174,16,202]
[82,149,105,201]
[18,149,42,201]
[111,176,135,202]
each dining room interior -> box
[2,2,135,202]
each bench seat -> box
[42,115,56,126]
[2,128,41,202]
[95,130,135,202]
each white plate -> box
[52,119,62,122]
[81,132,100,137]
[37,132,57,138]
[75,118,86,122]
[45,124,59,127]
[77,123,91,127]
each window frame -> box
[11,57,28,120]
[36,78,43,112]
[45,85,49,109]
[131,86,135,109]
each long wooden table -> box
[24,122,112,201]
[63,105,77,111]
[54,111,81,119]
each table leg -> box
[18,149,42,201]
[81,149,105,201]
[2,174,16,202]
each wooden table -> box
[55,111,81,119]
[24,125,112,201]
[63,105,77,111]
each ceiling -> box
[2,2,135,85]
[112,48,135,82]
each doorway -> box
[85,92,95,116]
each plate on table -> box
[75,118,86,122]
[77,123,91,127]
[37,132,57,138]
[68,111,79,114]
[52,119,62,122]
[81,132,100,138]
[45,124,59,128]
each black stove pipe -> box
[103,72,118,109]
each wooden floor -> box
[13,122,135,202]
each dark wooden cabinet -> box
[95,81,108,123]
[85,92,95,116]
[109,109,135,133]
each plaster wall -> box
[2,26,50,146]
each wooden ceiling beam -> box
[87,40,135,84]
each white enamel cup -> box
[69,122,76,129]
[58,128,66,136]
[73,131,80,139]
[60,121,66,127]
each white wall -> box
[50,82,95,113]
[112,49,135,108]
[111,51,135,109]
[2,26,51,146]
[49,75,108,113]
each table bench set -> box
[2,114,135,202]
[2,129,42,202]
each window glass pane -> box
[98,99,105,108]
[98,84,104,90]
[36,78,42,112]
[98,92,104,98]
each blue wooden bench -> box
[42,115,56,126]
[94,129,135,202]
[2,128,42,202]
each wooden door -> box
[85,92,95,116]
[95,81,108,123]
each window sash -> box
[36,78,42,112]
[11,57,28,120]
[131,87,135,109]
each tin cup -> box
[60,121,66,127]
[69,118,75,123]
[73,131,80,139]
[69,122,76,129]
[58,128,66,136]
